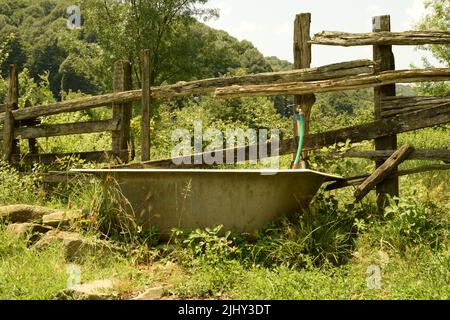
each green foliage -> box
[416,0,449,95]
[0,161,42,205]
[265,56,293,72]
[18,67,55,107]
[241,193,368,269]
[0,0,106,97]
[0,223,153,300]
[172,190,449,300]
[311,89,374,133]
[0,228,68,300]
[82,0,215,85]
[129,95,291,161]
[229,247,449,300]
[374,195,448,252]
[418,0,450,66]
[176,225,239,265]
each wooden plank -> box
[325,149,450,162]
[3,65,19,161]
[135,104,450,168]
[112,60,133,162]
[0,119,119,140]
[0,60,374,123]
[373,15,398,212]
[326,164,450,191]
[293,12,315,168]
[310,30,450,46]
[160,59,373,95]
[0,91,140,123]
[381,96,450,118]
[214,68,450,99]
[141,49,151,162]
[354,144,414,201]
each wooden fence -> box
[0,61,133,164]
[0,13,449,212]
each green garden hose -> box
[293,111,305,169]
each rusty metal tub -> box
[71,169,342,236]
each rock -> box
[7,223,53,238]
[42,210,83,228]
[60,279,117,300]
[132,285,173,300]
[34,230,114,260]
[0,205,55,223]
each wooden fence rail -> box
[131,104,450,168]
[0,119,119,141]
[0,61,133,165]
[310,31,450,46]
[214,68,450,98]
[381,96,450,118]
[323,149,450,163]
[0,59,374,124]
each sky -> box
[204,0,443,69]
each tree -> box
[81,0,216,86]
[418,0,449,66]
[0,0,102,98]
[416,0,449,96]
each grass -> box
[0,223,155,300]
[167,192,448,300]
[0,125,448,300]
[0,169,448,300]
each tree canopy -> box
[416,0,449,95]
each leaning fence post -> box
[112,60,133,162]
[293,13,315,168]
[141,49,151,162]
[3,65,19,162]
[373,15,399,213]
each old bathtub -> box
[71,169,342,236]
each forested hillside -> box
[0,0,278,98]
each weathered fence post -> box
[373,15,398,212]
[293,13,316,168]
[141,49,151,162]
[3,65,19,162]
[112,60,133,162]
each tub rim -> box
[70,168,343,181]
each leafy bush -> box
[240,193,371,269]
[179,225,239,265]
[370,195,449,252]
[0,161,42,205]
